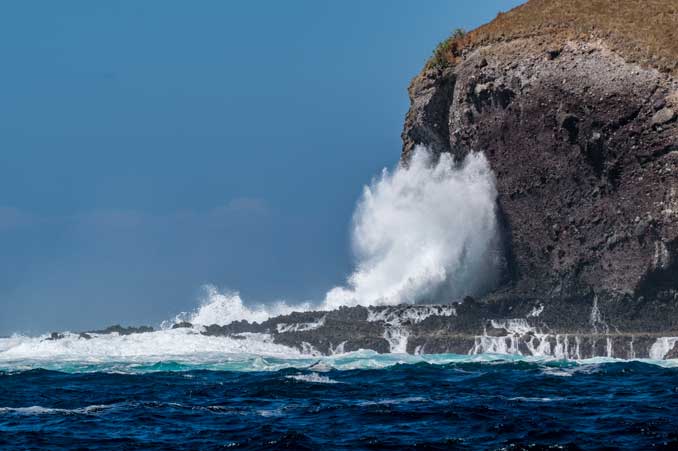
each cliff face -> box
[45,1,678,360]
[197,1,678,359]
[402,1,678,311]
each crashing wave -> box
[324,147,502,309]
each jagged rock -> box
[201,325,229,337]
[199,320,267,337]
[485,327,508,337]
[402,0,678,307]
[45,332,64,341]
[652,108,676,126]
[233,0,671,359]
[634,217,654,239]
[258,300,678,358]
[171,322,193,329]
[39,1,678,361]
[86,325,154,335]
[666,343,678,359]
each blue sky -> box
[0,1,523,335]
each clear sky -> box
[0,1,524,335]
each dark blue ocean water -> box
[2,360,678,450]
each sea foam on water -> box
[0,147,510,365]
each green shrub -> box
[426,28,466,70]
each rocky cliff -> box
[260,0,678,359]
[46,1,678,360]
[403,0,678,322]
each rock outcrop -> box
[402,0,678,321]
[204,0,677,360]
[231,1,678,359]
[187,300,678,360]
[41,1,678,360]
[85,325,154,335]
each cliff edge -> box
[179,2,678,358]
[43,2,678,359]
[403,0,678,320]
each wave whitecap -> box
[0,147,507,368]
[175,147,503,326]
[325,147,502,309]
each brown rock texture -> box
[194,1,678,358]
[402,0,678,309]
[48,1,678,359]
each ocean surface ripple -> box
[2,357,678,450]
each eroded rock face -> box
[403,39,678,306]
[42,10,678,361]
[178,33,678,359]
[196,299,678,359]
[86,325,154,335]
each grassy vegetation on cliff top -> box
[428,0,678,74]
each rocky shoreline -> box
[43,1,678,361]
[43,293,678,360]
[397,1,678,356]
[203,2,677,360]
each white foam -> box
[0,145,500,368]
[286,373,340,384]
[507,397,563,402]
[367,305,456,324]
[383,325,410,354]
[0,404,115,416]
[160,147,500,330]
[650,337,678,360]
[0,335,24,353]
[490,319,534,335]
[2,340,677,373]
[328,342,346,356]
[324,148,501,309]
[170,286,311,326]
[299,342,322,356]
[528,304,544,317]
[357,396,426,406]
[276,316,326,333]
[0,328,302,364]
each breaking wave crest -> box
[324,147,502,309]
[170,147,503,326]
[170,286,310,327]
[0,147,509,368]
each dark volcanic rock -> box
[45,332,64,341]
[666,343,678,359]
[171,322,193,329]
[86,325,154,335]
[38,2,678,361]
[200,320,267,337]
[256,1,678,359]
[264,302,678,359]
[402,4,678,315]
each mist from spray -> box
[0,147,508,362]
[158,147,502,325]
[322,146,503,309]
[171,285,311,326]
[178,147,503,325]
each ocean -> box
[1,147,674,450]
[1,342,678,450]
